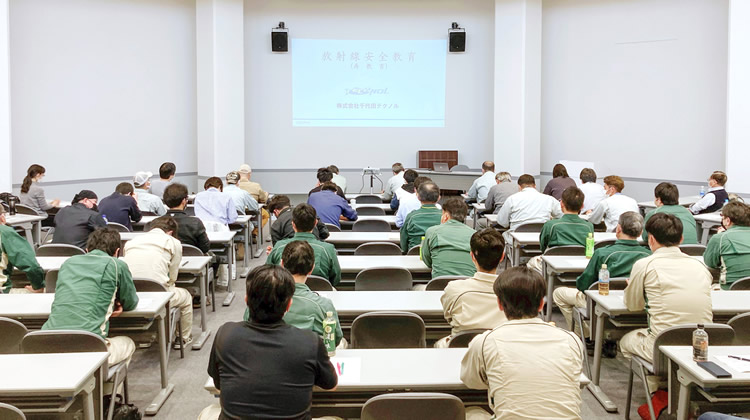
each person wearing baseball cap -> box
[52,190,107,249]
[224,171,259,216]
[133,171,167,216]
[237,164,270,236]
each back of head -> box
[115,182,134,195]
[495,172,512,183]
[493,267,546,320]
[710,170,728,186]
[441,196,468,221]
[226,171,240,185]
[21,164,46,194]
[580,168,597,184]
[245,265,295,323]
[517,174,535,188]
[281,240,315,276]
[645,213,683,247]
[471,228,504,271]
[320,181,338,192]
[159,162,176,179]
[266,195,291,214]
[392,163,404,174]
[87,227,121,256]
[618,211,644,238]
[561,187,584,213]
[204,177,223,191]
[603,175,625,193]
[403,169,418,184]
[417,182,439,204]
[292,203,317,232]
[654,182,679,205]
[163,183,188,208]
[482,161,495,172]
[552,163,569,178]
[327,165,339,174]
[238,164,252,175]
[149,215,178,235]
[722,201,750,227]
[133,171,152,189]
[317,167,333,183]
[72,190,98,204]
[413,176,431,190]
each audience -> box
[690,171,729,214]
[461,266,583,420]
[308,182,358,228]
[578,168,606,213]
[484,171,515,214]
[52,190,106,249]
[383,162,406,201]
[643,182,698,244]
[224,171,259,215]
[390,169,418,212]
[400,181,442,252]
[543,163,577,200]
[309,167,346,199]
[0,205,44,293]
[267,195,328,245]
[19,164,59,217]
[422,197,476,278]
[395,174,430,226]
[466,161,495,203]
[704,201,750,289]
[587,175,639,232]
[328,164,347,193]
[238,163,270,233]
[164,183,210,253]
[133,171,167,216]
[496,174,562,243]
[150,162,176,199]
[194,177,237,227]
[98,182,143,230]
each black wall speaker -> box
[271,31,288,52]
[449,31,466,52]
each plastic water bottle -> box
[724,198,729,207]
[419,236,425,260]
[598,263,610,295]
[693,324,708,362]
[585,232,595,259]
[322,311,337,357]
[102,214,108,223]
[700,186,706,197]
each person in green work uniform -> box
[42,227,139,366]
[527,187,594,274]
[400,181,442,253]
[642,182,698,244]
[267,204,341,286]
[704,201,750,289]
[0,205,45,293]
[422,197,476,279]
[246,240,344,347]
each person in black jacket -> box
[163,183,210,253]
[52,190,106,249]
[268,195,329,246]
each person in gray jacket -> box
[19,164,60,220]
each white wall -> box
[726,0,750,194]
[9,0,197,199]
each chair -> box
[350,311,426,348]
[0,403,25,420]
[624,324,735,420]
[424,275,470,291]
[728,312,750,345]
[406,245,421,255]
[355,195,383,204]
[515,222,545,233]
[543,245,585,256]
[13,204,38,216]
[355,267,413,291]
[179,244,215,310]
[730,276,750,290]
[44,270,59,293]
[354,242,403,256]
[679,244,706,256]
[22,330,131,420]
[356,206,386,216]
[594,239,617,249]
[352,219,391,232]
[132,278,184,359]
[448,329,488,348]
[324,223,341,232]
[35,243,85,257]
[506,222,545,266]
[0,317,28,354]
[106,222,130,232]
[306,275,334,291]
[361,392,464,420]
[450,164,470,172]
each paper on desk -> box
[329,357,361,384]
[716,356,750,373]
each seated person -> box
[400,181,442,253]
[395,174,430,227]
[436,228,507,348]
[422,197,476,279]
[485,171,516,214]
[52,190,106,249]
[133,171,167,216]
[202,265,337,420]
[705,201,750,289]
[308,167,345,199]
[164,183,210,253]
[243,240,344,348]
[0,205,45,294]
[643,182,698,244]
[390,169,418,212]
[224,171,259,215]
[194,177,238,227]
[43,228,139,366]
[267,204,341,286]
[496,174,563,243]
[328,165,347,193]
[98,182,142,230]
[527,187,594,273]
[267,195,328,245]
[587,175,639,232]
[307,182,357,228]
[238,164,270,233]
[461,266,584,420]
[690,171,729,214]
[621,213,712,417]
[19,164,60,217]
[122,216,193,348]
[466,161,496,203]
[578,168,606,213]
[383,162,406,201]
[149,162,176,199]
[543,163,577,200]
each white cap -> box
[238,164,252,174]
[133,171,153,187]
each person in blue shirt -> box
[97,183,142,231]
[307,182,358,228]
[194,177,238,226]
[224,171,259,215]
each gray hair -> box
[495,172,512,183]
[618,211,644,238]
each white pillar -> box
[196,0,245,179]
[726,0,750,193]
[493,0,542,177]
[0,0,10,192]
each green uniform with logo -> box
[422,219,476,278]
[539,214,594,253]
[400,204,442,252]
[642,205,698,244]
[267,232,341,286]
[704,225,750,290]
[576,239,652,292]
[0,224,45,293]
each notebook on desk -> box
[433,162,450,172]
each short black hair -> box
[580,168,597,183]
[320,181,338,192]
[163,183,188,208]
[417,181,439,203]
[266,195,291,214]
[317,168,333,183]
[442,197,468,221]
[413,176,432,190]
[292,203,317,232]
[159,162,176,179]
[328,165,339,174]
[471,228,504,271]
[204,177,223,191]
[149,215,178,235]
[281,241,315,276]
[654,182,679,206]
[722,201,750,227]
[493,266,546,320]
[561,187,584,213]
[245,265,295,323]
[518,174,535,187]
[115,182,134,195]
[87,227,121,256]
[403,169,418,184]
[645,213,683,247]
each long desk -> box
[637,195,701,215]
[509,232,623,267]
[340,215,398,231]
[350,202,394,212]
[345,193,387,202]
[0,292,175,415]
[6,213,46,247]
[325,232,400,251]
[416,170,480,191]
[694,213,722,245]
[337,255,431,285]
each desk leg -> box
[83,388,95,420]
[146,314,174,415]
[587,310,617,412]
[223,240,236,306]
[23,226,34,247]
[675,376,691,420]
[254,213,265,258]
[700,225,710,246]
[473,210,478,229]
[240,223,251,277]
[513,242,520,267]
[544,264,553,322]
[33,221,42,247]
[193,267,212,350]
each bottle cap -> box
[697,323,704,328]
[326,311,333,317]
[601,264,607,269]
[588,232,593,237]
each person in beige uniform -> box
[122,216,193,347]
[461,267,584,420]
[436,228,507,348]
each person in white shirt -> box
[496,174,563,243]
[383,162,406,201]
[578,168,606,214]
[328,165,347,193]
[224,171,259,216]
[690,171,729,214]
[586,175,639,232]
[194,177,238,228]
[132,171,167,216]
[395,176,434,228]
[466,161,496,203]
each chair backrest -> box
[35,243,86,257]
[22,330,108,354]
[448,329,488,348]
[0,403,26,420]
[324,223,341,232]
[425,276,470,291]
[355,195,383,204]
[594,239,617,249]
[182,244,206,256]
[679,244,706,256]
[728,312,750,345]
[305,275,334,291]
[106,222,130,232]
[730,276,750,290]
[361,392,464,420]
[350,311,426,349]
[406,245,421,255]
[515,222,545,233]
[352,219,391,232]
[184,205,196,216]
[355,267,413,291]
[450,165,470,172]
[652,324,735,376]
[354,242,403,256]
[14,204,37,216]
[543,245,586,256]
[44,270,59,293]
[133,277,169,292]
[356,206,386,216]
[0,317,28,354]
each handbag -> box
[104,394,142,420]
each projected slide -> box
[292,39,447,128]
